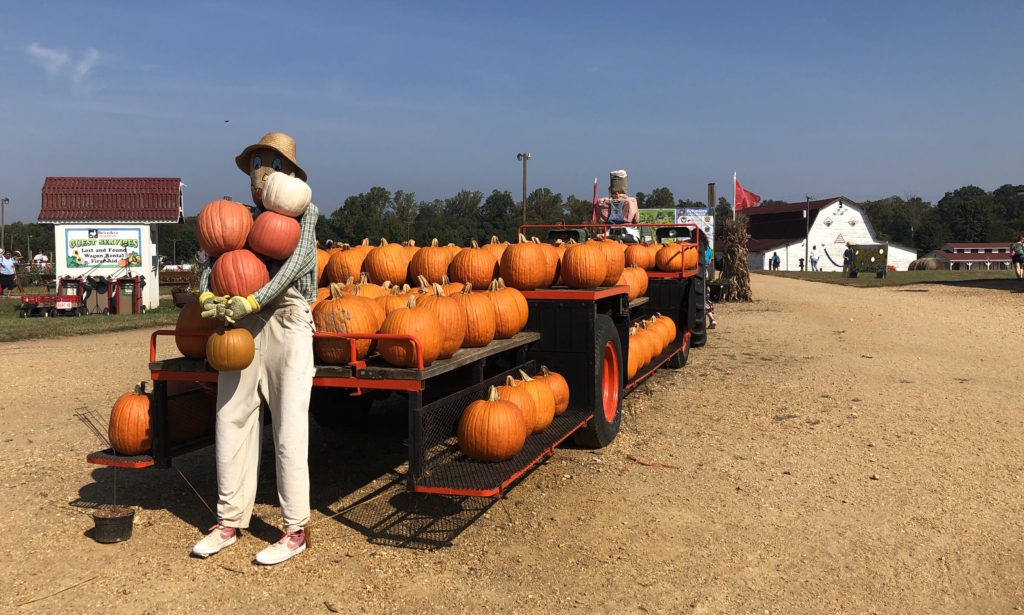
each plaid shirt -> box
[200,203,319,305]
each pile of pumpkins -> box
[457,366,570,462]
[310,274,528,368]
[176,173,312,370]
[627,313,678,379]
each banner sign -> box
[675,208,715,244]
[65,227,143,268]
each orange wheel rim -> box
[601,340,619,422]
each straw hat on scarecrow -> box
[235,131,307,181]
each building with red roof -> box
[922,243,1013,270]
[38,177,184,310]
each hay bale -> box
[909,257,943,271]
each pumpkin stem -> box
[540,365,551,376]
[505,375,518,387]
[405,294,418,309]
[328,282,347,299]
[470,239,480,249]
[361,238,370,247]
[489,235,501,244]
[518,369,535,382]
[517,232,529,244]
[485,385,500,402]
[431,282,445,297]
[134,381,147,395]
[461,283,474,294]
[417,274,430,291]
[379,237,389,247]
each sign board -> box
[638,209,676,224]
[675,208,715,245]
[64,227,143,269]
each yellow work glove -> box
[199,292,230,320]
[225,295,260,324]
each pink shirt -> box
[595,196,639,224]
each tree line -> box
[4,183,1021,262]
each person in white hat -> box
[192,131,317,566]
[595,169,639,225]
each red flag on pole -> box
[591,177,598,223]
[734,177,761,211]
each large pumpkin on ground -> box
[174,300,220,359]
[457,386,528,462]
[210,249,270,297]
[206,327,256,371]
[197,199,253,257]
[108,382,152,456]
[247,211,301,261]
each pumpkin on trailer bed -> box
[457,386,528,462]
[534,366,570,415]
[376,295,443,368]
[108,382,152,456]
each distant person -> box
[594,169,639,226]
[771,252,780,271]
[810,245,819,272]
[1012,236,1024,280]
[843,244,854,273]
[0,250,16,297]
[32,249,48,269]
[195,248,209,268]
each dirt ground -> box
[2,274,1024,613]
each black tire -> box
[667,333,690,369]
[309,387,375,432]
[574,315,623,449]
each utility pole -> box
[0,197,8,251]
[516,153,531,227]
[805,195,810,272]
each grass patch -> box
[0,293,178,343]
[757,270,1018,288]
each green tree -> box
[936,185,998,242]
[645,187,675,210]
[480,190,517,241]
[565,195,594,224]
[526,188,565,225]
[330,187,392,244]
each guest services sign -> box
[65,227,143,268]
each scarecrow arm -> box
[252,202,319,306]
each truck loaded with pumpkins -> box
[91,197,707,499]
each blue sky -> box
[1,0,1022,221]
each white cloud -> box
[26,43,101,83]
[73,48,101,83]
[26,43,69,75]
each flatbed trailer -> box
[87,223,708,500]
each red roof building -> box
[39,177,183,223]
[923,242,1013,270]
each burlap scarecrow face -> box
[247,149,299,207]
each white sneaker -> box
[192,524,238,558]
[255,529,307,565]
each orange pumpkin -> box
[416,282,468,359]
[452,283,496,348]
[440,274,464,297]
[481,235,510,263]
[655,242,697,272]
[624,243,654,270]
[210,249,270,297]
[535,365,570,415]
[448,239,498,290]
[517,369,555,434]
[174,300,220,359]
[376,283,411,316]
[206,327,256,371]
[533,237,560,288]
[316,248,331,286]
[363,238,410,285]
[197,199,253,257]
[108,382,152,456]
[590,236,626,286]
[401,239,420,263]
[457,386,527,462]
[409,238,453,285]
[627,325,643,379]
[499,233,548,290]
[313,283,384,364]
[495,375,538,434]
[560,242,607,289]
[248,211,300,260]
[377,295,444,367]
[326,245,367,284]
[487,278,528,339]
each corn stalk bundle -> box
[719,216,753,302]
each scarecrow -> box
[594,169,639,225]
[192,132,318,565]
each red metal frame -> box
[519,286,628,301]
[518,221,701,244]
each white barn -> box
[742,197,917,272]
